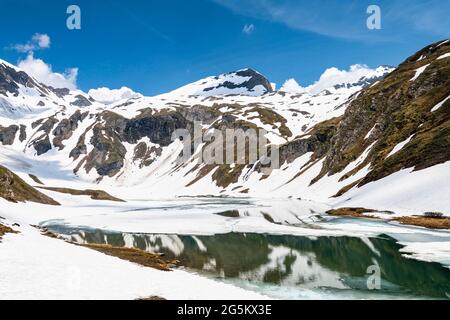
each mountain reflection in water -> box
[45,224,450,299]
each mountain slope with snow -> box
[0,39,449,214]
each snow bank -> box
[0,224,267,300]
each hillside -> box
[0,165,59,205]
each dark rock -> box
[19,125,26,142]
[203,68,273,95]
[71,95,92,107]
[0,125,18,145]
[33,135,52,156]
[49,87,70,98]
[53,110,88,150]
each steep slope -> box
[0,165,59,205]
[313,39,450,190]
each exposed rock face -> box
[53,110,89,150]
[279,117,341,165]
[29,117,59,155]
[49,87,70,98]
[72,110,190,177]
[71,95,92,107]
[0,125,18,145]
[0,165,59,205]
[133,142,162,168]
[85,124,127,177]
[123,111,189,146]
[19,125,26,142]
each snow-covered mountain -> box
[0,58,101,120]
[1,39,449,214]
[163,68,274,97]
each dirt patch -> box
[0,223,18,240]
[37,186,125,202]
[81,244,178,271]
[394,216,450,230]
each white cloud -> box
[12,33,51,52]
[32,33,51,49]
[280,78,305,93]
[305,64,377,94]
[242,24,255,35]
[88,87,142,105]
[18,53,78,90]
[281,64,389,95]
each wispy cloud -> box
[242,24,255,35]
[10,33,51,52]
[213,0,450,41]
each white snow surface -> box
[410,64,429,81]
[431,95,450,112]
[0,223,266,300]
[387,135,414,158]
[437,52,450,60]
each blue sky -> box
[0,0,449,95]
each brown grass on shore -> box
[138,296,167,301]
[327,207,450,230]
[37,186,125,202]
[394,216,450,229]
[326,207,382,219]
[82,243,178,271]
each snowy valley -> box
[1,39,450,300]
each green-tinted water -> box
[46,224,450,300]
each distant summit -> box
[164,68,273,97]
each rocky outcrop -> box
[0,125,18,145]
[123,110,189,146]
[53,110,89,150]
[49,87,70,98]
[19,125,26,142]
[133,142,162,168]
[29,117,59,155]
[71,95,92,107]
[279,117,341,165]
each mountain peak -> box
[165,68,273,97]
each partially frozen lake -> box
[41,198,450,300]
